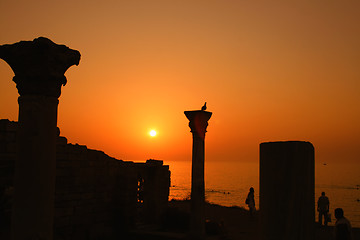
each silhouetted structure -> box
[0,37,80,240]
[0,119,170,239]
[0,37,171,239]
[184,108,212,240]
[260,141,315,240]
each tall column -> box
[259,141,315,240]
[184,109,212,240]
[0,37,80,240]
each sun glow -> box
[149,130,157,137]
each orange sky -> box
[0,1,359,163]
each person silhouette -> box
[317,192,330,226]
[245,187,255,216]
[334,208,353,240]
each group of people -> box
[244,188,353,240]
[317,192,353,239]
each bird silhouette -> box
[201,102,207,111]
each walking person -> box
[245,187,255,216]
[334,208,353,240]
[317,192,330,226]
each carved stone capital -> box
[0,37,80,98]
[184,110,212,139]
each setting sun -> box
[149,130,157,137]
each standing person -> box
[334,208,353,240]
[245,187,255,216]
[317,192,330,226]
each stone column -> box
[184,110,212,240]
[0,37,80,240]
[259,141,315,240]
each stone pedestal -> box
[259,141,315,240]
[184,110,212,240]
[0,37,80,240]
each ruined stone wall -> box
[135,160,171,224]
[54,141,139,239]
[0,119,170,240]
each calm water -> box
[165,160,360,228]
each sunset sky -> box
[0,1,359,164]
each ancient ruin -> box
[0,37,170,240]
[184,108,212,240]
[259,141,315,240]
[0,119,170,239]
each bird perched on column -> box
[201,102,207,111]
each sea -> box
[165,160,360,228]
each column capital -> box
[184,110,212,139]
[0,37,80,98]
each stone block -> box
[86,150,100,161]
[146,159,164,165]
[70,213,95,225]
[260,141,315,240]
[88,223,108,238]
[0,143,6,153]
[55,207,74,217]
[88,160,102,167]
[0,132,16,143]
[56,160,81,168]
[56,176,78,187]
[6,132,16,142]
[55,192,82,202]
[93,212,112,223]
[0,153,16,162]
[54,225,75,239]
[54,200,77,208]
[56,145,68,154]
[54,216,70,228]
[5,143,16,153]
[57,136,68,145]
[68,153,84,161]
[78,198,96,206]
[0,119,18,131]
[56,168,77,177]
[56,154,69,163]
[78,167,95,177]
[74,205,94,215]
[80,159,90,167]
[81,192,94,200]
[92,205,107,213]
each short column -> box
[260,141,315,240]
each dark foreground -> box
[1,200,359,240]
[132,200,360,240]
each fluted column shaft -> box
[260,141,315,240]
[13,95,59,239]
